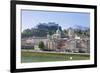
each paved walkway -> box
[21,49,90,55]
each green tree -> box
[38,41,45,50]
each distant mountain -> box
[73,25,89,30]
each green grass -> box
[21,51,90,63]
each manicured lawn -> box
[21,51,90,63]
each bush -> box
[38,41,45,50]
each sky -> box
[21,10,90,31]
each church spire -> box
[56,25,61,34]
[55,25,61,39]
[47,32,50,39]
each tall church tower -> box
[55,26,61,39]
[47,32,51,39]
[68,27,75,38]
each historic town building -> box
[21,26,90,53]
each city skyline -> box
[21,10,90,31]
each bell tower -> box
[47,32,51,39]
[55,26,61,38]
